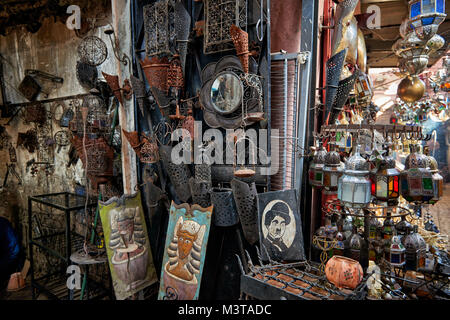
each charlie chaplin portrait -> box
[261,200,295,260]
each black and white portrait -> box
[257,190,305,262]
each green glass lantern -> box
[400,143,434,203]
[309,144,327,188]
[424,147,444,205]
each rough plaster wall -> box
[0,6,118,272]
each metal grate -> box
[238,248,367,300]
[270,53,300,190]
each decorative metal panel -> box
[204,0,247,54]
[144,0,176,57]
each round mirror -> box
[210,72,243,115]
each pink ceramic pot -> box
[325,255,363,290]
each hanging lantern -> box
[321,189,339,226]
[354,70,373,106]
[408,0,446,41]
[309,144,327,188]
[389,235,406,267]
[400,143,434,203]
[372,147,400,205]
[397,76,425,103]
[382,213,395,241]
[323,148,344,191]
[404,225,427,271]
[338,145,372,208]
[424,148,443,204]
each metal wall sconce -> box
[101,71,132,105]
[104,27,131,74]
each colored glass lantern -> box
[338,145,372,208]
[424,148,444,204]
[404,225,427,271]
[321,189,339,226]
[395,215,413,238]
[372,148,400,205]
[400,143,434,203]
[309,144,327,188]
[323,148,344,191]
[354,71,373,106]
[408,0,446,41]
[389,235,406,267]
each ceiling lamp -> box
[408,0,446,41]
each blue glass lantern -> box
[408,0,446,41]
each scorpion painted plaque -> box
[158,201,213,300]
[99,192,157,300]
[257,189,305,262]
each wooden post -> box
[111,0,137,194]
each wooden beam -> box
[111,0,137,195]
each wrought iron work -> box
[200,55,262,129]
[143,0,176,57]
[140,56,170,95]
[174,2,191,74]
[130,75,146,116]
[76,60,98,89]
[189,178,212,209]
[102,72,123,105]
[77,36,108,66]
[18,75,41,101]
[122,129,160,164]
[325,49,348,122]
[237,249,368,300]
[54,130,71,153]
[160,145,192,202]
[231,178,258,245]
[24,103,46,124]
[211,188,239,227]
[167,55,184,90]
[230,24,250,73]
[60,107,74,128]
[329,72,357,124]
[71,136,114,189]
[204,0,247,54]
[9,144,17,163]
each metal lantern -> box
[400,143,434,203]
[408,0,446,41]
[309,144,327,188]
[337,145,372,208]
[389,235,406,267]
[404,225,427,271]
[424,149,443,204]
[396,215,413,238]
[323,148,344,191]
[348,229,364,264]
[354,70,373,106]
[372,148,400,205]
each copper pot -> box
[325,255,363,290]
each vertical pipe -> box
[28,197,35,300]
[283,58,288,189]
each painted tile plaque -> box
[158,201,213,300]
[99,192,157,300]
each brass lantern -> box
[337,145,372,208]
[309,143,327,188]
[408,0,446,41]
[424,147,443,204]
[372,147,401,205]
[323,148,344,191]
[397,76,425,103]
[400,143,434,203]
[354,70,373,106]
[404,225,427,271]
